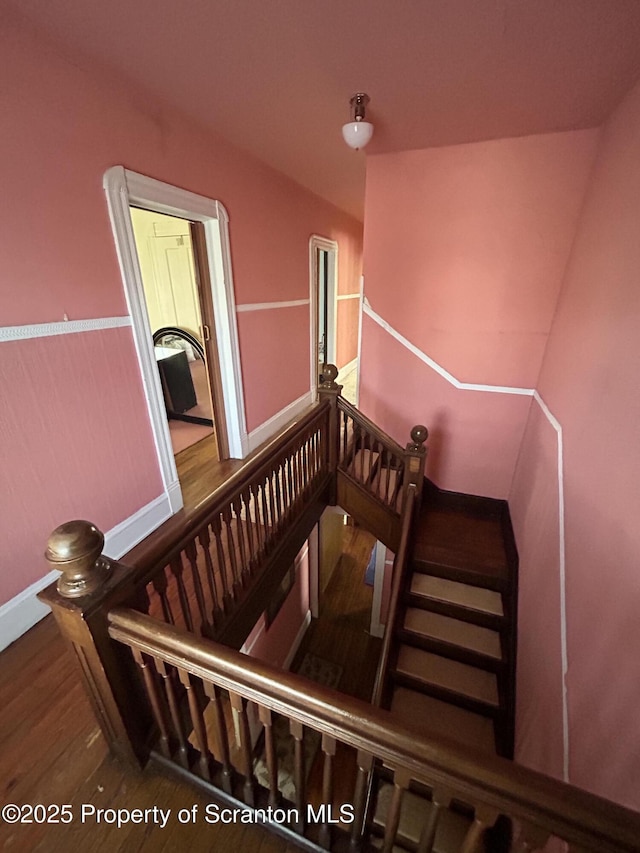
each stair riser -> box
[391,671,502,719]
[395,628,506,674]
[404,593,506,632]
[412,560,508,594]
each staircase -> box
[365,485,518,851]
[377,484,518,760]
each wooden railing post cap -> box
[319,363,342,392]
[45,520,111,599]
[408,424,428,452]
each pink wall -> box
[243,544,310,670]
[510,79,640,810]
[336,298,360,369]
[360,131,598,497]
[509,402,564,781]
[0,12,361,606]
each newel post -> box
[404,425,429,513]
[317,363,342,504]
[38,520,153,770]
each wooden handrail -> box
[371,484,416,706]
[337,395,405,458]
[108,605,640,852]
[125,400,331,574]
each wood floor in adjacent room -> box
[0,521,381,852]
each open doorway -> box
[129,207,226,459]
[104,167,248,516]
[310,236,337,393]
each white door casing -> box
[103,167,248,514]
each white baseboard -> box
[338,357,358,381]
[283,609,312,670]
[246,391,314,454]
[0,491,174,652]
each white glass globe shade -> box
[342,121,374,150]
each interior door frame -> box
[309,235,338,398]
[103,166,248,514]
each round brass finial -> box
[319,363,340,390]
[407,425,429,452]
[45,520,110,598]
[410,425,429,446]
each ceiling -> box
[9,0,640,220]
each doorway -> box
[104,167,248,515]
[129,207,226,459]
[310,236,337,393]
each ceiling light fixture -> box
[342,93,373,150]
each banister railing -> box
[371,483,417,708]
[107,605,640,853]
[128,400,331,637]
[39,399,333,767]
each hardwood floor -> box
[0,517,380,852]
[291,524,382,817]
[0,615,296,852]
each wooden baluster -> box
[258,706,280,808]
[249,483,264,556]
[384,451,392,506]
[242,489,258,575]
[132,649,171,758]
[373,440,384,500]
[152,567,174,624]
[184,540,208,635]
[350,750,373,850]
[229,691,255,806]
[341,409,348,464]
[290,719,305,834]
[459,805,499,853]
[260,479,271,545]
[268,469,281,535]
[203,682,233,794]
[382,768,411,853]
[198,526,220,622]
[232,497,250,588]
[222,506,241,599]
[312,428,320,478]
[513,822,552,852]
[273,467,283,533]
[319,734,337,849]
[416,787,452,853]
[169,554,194,632]
[178,667,210,780]
[359,427,366,483]
[286,456,295,517]
[291,447,300,508]
[155,659,189,769]
[303,431,312,493]
[211,513,230,610]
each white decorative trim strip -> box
[337,293,360,301]
[363,298,534,396]
[246,391,314,454]
[283,610,312,670]
[0,316,131,343]
[534,391,569,782]
[0,492,173,652]
[364,296,569,781]
[236,299,310,313]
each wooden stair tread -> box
[403,609,502,660]
[410,574,504,616]
[373,784,471,850]
[396,646,500,707]
[413,508,508,580]
[390,687,496,754]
